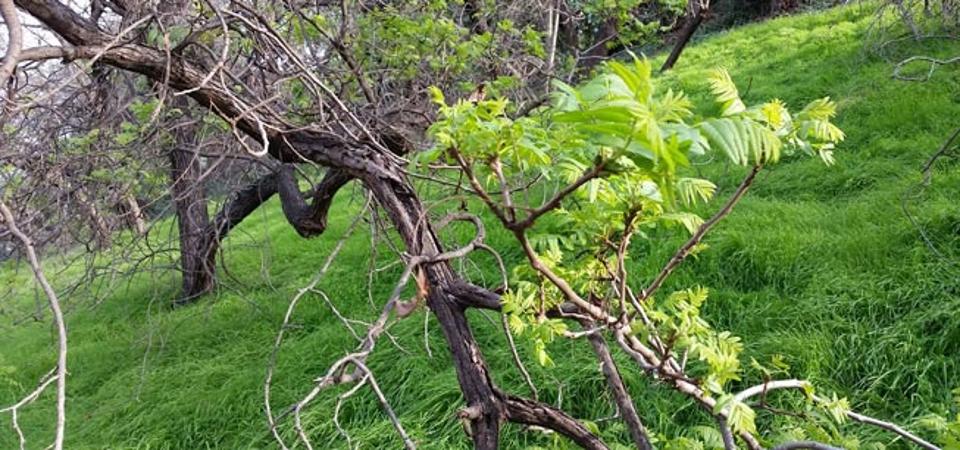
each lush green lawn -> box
[2,4,960,449]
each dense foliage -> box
[423,55,848,445]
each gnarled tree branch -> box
[502,392,608,450]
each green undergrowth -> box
[3,3,960,449]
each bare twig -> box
[264,205,367,449]
[844,408,940,450]
[642,165,761,300]
[0,202,68,450]
[355,360,417,450]
[893,55,960,81]
[501,313,539,400]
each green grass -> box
[3,3,960,449]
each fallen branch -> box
[893,55,960,81]
[264,204,368,449]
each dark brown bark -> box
[170,142,214,303]
[503,393,609,450]
[16,1,608,447]
[277,166,352,238]
[364,173,610,449]
[361,174,506,448]
[661,1,708,72]
[14,0,394,179]
[584,326,653,450]
[206,172,279,243]
[196,167,353,284]
[447,281,503,310]
[164,0,214,304]
[198,171,281,290]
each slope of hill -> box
[2,4,959,449]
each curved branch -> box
[893,55,960,82]
[198,167,353,297]
[0,0,23,88]
[733,379,810,405]
[0,202,67,450]
[14,2,506,449]
[14,0,401,179]
[278,166,353,238]
[206,172,281,248]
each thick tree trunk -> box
[170,138,213,303]
[13,1,609,445]
[362,175,505,448]
[156,0,215,304]
[364,172,610,449]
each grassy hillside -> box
[3,4,960,449]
